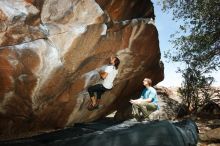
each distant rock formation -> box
[0,0,163,140]
[149,86,220,121]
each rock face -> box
[0,0,163,140]
[0,119,199,146]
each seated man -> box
[130,78,159,121]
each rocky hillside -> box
[155,86,220,146]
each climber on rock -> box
[130,78,159,121]
[87,56,120,111]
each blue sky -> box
[153,2,220,87]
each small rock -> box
[199,128,220,142]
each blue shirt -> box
[140,87,159,109]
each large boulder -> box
[0,119,198,146]
[0,0,164,140]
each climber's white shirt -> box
[102,65,118,89]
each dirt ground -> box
[196,118,220,146]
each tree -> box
[178,62,214,113]
[160,0,220,71]
[158,0,219,113]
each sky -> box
[153,2,220,87]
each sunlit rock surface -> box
[0,0,164,139]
